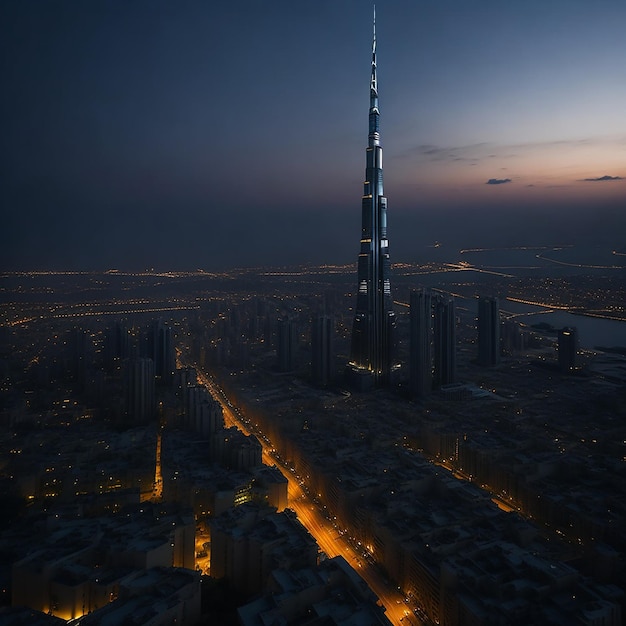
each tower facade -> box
[276,317,297,372]
[126,357,156,424]
[410,290,457,397]
[433,294,457,387]
[349,11,396,387]
[410,289,433,397]
[477,296,501,366]
[148,320,175,385]
[312,315,334,387]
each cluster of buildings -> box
[222,366,623,625]
[9,502,197,621]
[0,341,398,623]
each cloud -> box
[407,143,489,164]
[581,175,623,182]
[405,136,626,166]
[486,178,512,185]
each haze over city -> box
[2,0,625,271]
[2,2,626,624]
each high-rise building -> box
[410,290,457,397]
[433,294,456,387]
[104,321,130,370]
[148,320,175,385]
[349,11,396,388]
[477,296,500,366]
[410,289,433,397]
[311,315,334,387]
[558,326,578,372]
[501,319,527,355]
[276,317,297,372]
[126,357,156,424]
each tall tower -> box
[433,294,456,387]
[349,9,396,388]
[126,357,156,424]
[410,290,457,397]
[148,320,175,385]
[410,289,433,397]
[477,296,501,367]
[276,317,297,372]
[312,315,334,387]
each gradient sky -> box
[1,0,625,270]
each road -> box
[194,366,425,626]
[435,458,519,514]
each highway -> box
[194,366,425,626]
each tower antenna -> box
[371,5,377,96]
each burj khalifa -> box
[349,10,396,388]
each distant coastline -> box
[569,309,626,323]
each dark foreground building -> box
[477,295,500,367]
[349,11,396,389]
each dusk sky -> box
[2,0,625,270]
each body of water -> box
[499,300,626,349]
[450,246,626,349]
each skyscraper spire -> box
[369,7,380,148]
[348,8,396,389]
[371,6,377,101]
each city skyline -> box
[2,0,625,271]
[3,261,625,623]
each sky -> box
[1,0,625,270]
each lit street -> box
[194,365,424,626]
